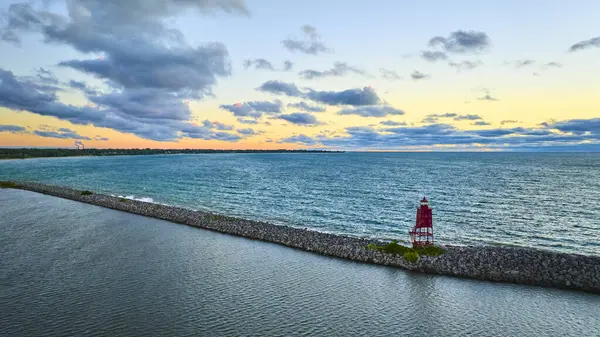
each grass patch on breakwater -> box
[80,190,94,196]
[0,181,21,189]
[118,198,129,202]
[367,240,445,263]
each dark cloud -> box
[411,70,430,80]
[94,135,109,141]
[501,120,519,125]
[380,120,407,126]
[569,36,600,52]
[287,101,326,112]
[299,62,366,80]
[279,112,319,125]
[420,51,448,62]
[380,68,402,80]
[0,0,250,143]
[243,58,275,70]
[34,127,91,140]
[449,60,483,71]
[338,105,405,118]
[257,81,382,106]
[477,94,499,101]
[549,118,600,135]
[202,120,234,131]
[428,30,491,53]
[305,86,381,106]
[282,25,330,55]
[0,124,26,133]
[471,121,490,126]
[68,80,99,95]
[0,67,240,142]
[220,100,283,118]
[256,80,303,97]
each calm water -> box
[1,152,600,255]
[1,189,599,336]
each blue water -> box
[1,152,599,255]
[2,189,600,336]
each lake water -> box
[1,152,599,255]
[1,189,599,336]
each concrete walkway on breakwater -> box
[6,182,600,295]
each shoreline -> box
[4,181,600,294]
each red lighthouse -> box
[409,197,434,248]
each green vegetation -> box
[118,198,129,202]
[0,181,21,189]
[367,240,445,263]
[80,190,93,196]
[0,148,344,160]
[403,251,420,263]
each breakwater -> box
[7,182,600,294]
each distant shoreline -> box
[0,148,344,160]
[3,181,600,295]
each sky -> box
[0,0,599,151]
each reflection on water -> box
[1,189,599,336]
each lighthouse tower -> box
[409,197,434,248]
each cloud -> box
[94,135,109,141]
[428,30,491,53]
[411,70,430,80]
[544,62,562,68]
[237,118,259,125]
[569,36,600,52]
[220,100,283,118]
[516,60,535,68]
[257,81,382,106]
[243,58,275,70]
[237,128,261,136]
[500,120,519,125]
[280,119,600,150]
[283,60,293,71]
[34,127,91,140]
[257,80,303,97]
[454,114,482,121]
[280,134,317,145]
[471,121,490,126]
[0,0,249,143]
[279,112,319,125]
[423,113,481,123]
[0,68,240,142]
[305,86,382,106]
[380,68,402,80]
[477,94,499,101]
[338,105,405,118]
[549,118,600,134]
[421,51,448,62]
[449,60,483,71]
[68,80,99,95]
[287,101,326,112]
[0,124,26,133]
[299,62,366,80]
[380,120,407,126]
[282,25,330,55]
[202,120,234,131]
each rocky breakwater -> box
[8,181,600,294]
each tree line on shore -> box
[0,148,343,159]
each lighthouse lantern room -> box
[409,197,434,248]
